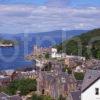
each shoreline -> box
[0,44,14,47]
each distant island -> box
[0,40,17,47]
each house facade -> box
[51,48,66,59]
[37,70,76,99]
[11,70,37,80]
[81,70,100,100]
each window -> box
[95,88,99,95]
[42,89,45,94]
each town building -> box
[51,48,66,59]
[81,70,100,100]
[68,90,81,100]
[36,59,48,69]
[0,75,11,86]
[4,70,15,76]
[65,55,86,68]
[11,70,37,80]
[84,59,100,69]
[0,70,15,86]
[74,66,84,73]
[33,45,51,56]
[37,69,76,99]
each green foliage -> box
[45,53,50,59]
[42,62,52,71]
[62,67,72,74]
[5,79,37,95]
[74,72,84,80]
[58,95,66,100]
[0,87,7,93]
[32,94,52,100]
[56,29,100,59]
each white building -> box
[81,70,100,100]
[74,66,84,73]
[51,48,66,59]
[15,70,36,79]
[36,59,47,68]
[5,69,15,76]
[36,60,43,68]
[51,48,58,58]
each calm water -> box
[0,33,62,70]
[0,42,35,70]
[0,30,85,70]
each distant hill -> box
[56,28,100,59]
[0,30,87,47]
[0,30,87,38]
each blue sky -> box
[0,0,46,5]
[0,0,100,33]
[0,0,100,7]
[71,0,100,7]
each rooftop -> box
[70,91,81,100]
[82,69,100,92]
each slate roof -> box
[71,91,81,100]
[82,70,100,92]
[10,95,22,100]
[0,92,22,100]
[0,92,9,97]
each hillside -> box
[56,28,100,59]
[0,30,87,47]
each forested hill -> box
[56,28,100,59]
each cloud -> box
[0,5,99,33]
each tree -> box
[56,29,100,59]
[62,66,72,74]
[5,79,37,95]
[42,62,52,71]
[45,53,50,59]
[32,94,52,100]
[58,95,66,100]
[74,72,84,80]
[96,50,100,59]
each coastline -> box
[0,45,14,47]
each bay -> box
[0,30,86,70]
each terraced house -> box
[37,69,76,99]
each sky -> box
[0,0,100,33]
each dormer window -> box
[95,88,99,95]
